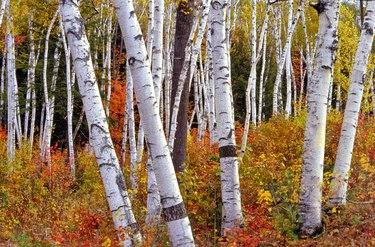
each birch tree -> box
[40,9,59,164]
[59,1,141,245]
[210,0,243,233]
[0,54,4,127]
[59,16,75,176]
[241,3,270,157]
[298,0,340,236]
[328,1,375,207]
[272,0,302,114]
[114,0,195,245]
[24,15,35,142]
[169,0,195,172]
[6,0,16,159]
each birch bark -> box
[105,7,113,117]
[114,0,195,245]
[29,38,42,148]
[241,3,270,157]
[40,9,59,163]
[59,1,141,245]
[0,54,4,127]
[210,0,243,232]
[24,15,35,141]
[6,0,16,159]
[59,17,75,176]
[298,0,340,236]
[125,65,138,192]
[250,0,257,125]
[328,1,375,207]
[272,1,302,114]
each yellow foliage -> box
[257,189,273,205]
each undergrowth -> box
[0,112,374,246]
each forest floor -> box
[0,112,374,246]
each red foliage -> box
[14,35,27,45]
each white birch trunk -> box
[145,155,161,226]
[250,0,257,126]
[6,2,16,159]
[114,0,195,245]
[24,15,35,140]
[73,107,85,141]
[258,9,269,123]
[301,3,312,88]
[42,37,62,164]
[210,0,243,232]
[241,4,270,157]
[285,47,292,118]
[291,56,297,115]
[299,0,340,236]
[336,69,341,111]
[0,54,4,127]
[29,37,42,148]
[125,65,138,192]
[299,48,305,110]
[328,1,375,207]
[163,4,173,135]
[272,1,302,114]
[105,6,113,117]
[151,0,164,105]
[59,17,75,176]
[136,125,144,163]
[370,70,375,114]
[0,0,7,27]
[41,9,59,162]
[60,1,141,245]
[167,6,202,153]
[148,0,164,220]
[146,0,154,61]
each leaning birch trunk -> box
[114,0,195,245]
[328,1,375,207]
[59,1,141,245]
[210,0,243,233]
[59,17,75,176]
[145,0,164,225]
[298,0,340,236]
